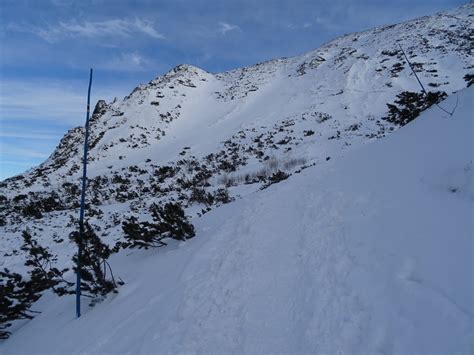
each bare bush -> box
[219,156,306,186]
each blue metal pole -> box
[77,68,93,318]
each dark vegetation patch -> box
[464,73,474,87]
[382,91,447,126]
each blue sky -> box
[0,0,466,180]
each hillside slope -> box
[1,86,472,354]
[1,4,473,277]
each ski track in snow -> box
[154,187,370,354]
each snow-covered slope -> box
[1,4,472,278]
[1,4,474,349]
[1,84,472,354]
[5,4,472,183]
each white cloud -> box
[11,18,165,43]
[133,18,164,39]
[218,22,240,35]
[98,51,153,72]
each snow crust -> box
[2,86,472,354]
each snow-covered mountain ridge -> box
[0,4,473,289]
[2,78,472,354]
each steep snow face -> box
[1,86,472,355]
[0,7,473,275]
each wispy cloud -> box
[0,78,130,179]
[0,80,84,123]
[287,22,313,30]
[0,79,127,124]
[49,0,74,6]
[9,18,164,43]
[0,131,60,140]
[218,22,241,35]
[0,141,50,179]
[0,160,39,168]
[98,52,154,72]
[0,144,50,159]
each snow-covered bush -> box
[69,223,121,306]
[122,202,195,249]
[383,91,447,126]
[0,231,71,339]
[464,73,473,87]
[0,269,36,340]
